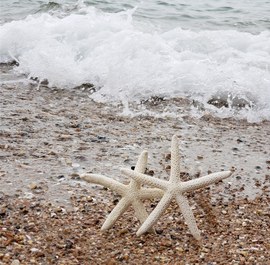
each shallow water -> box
[1,0,270,32]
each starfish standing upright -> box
[121,135,233,240]
[81,151,163,231]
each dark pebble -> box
[65,240,74,249]
[0,208,6,217]
[156,229,163,235]
[113,198,119,205]
[146,169,154,176]
[90,136,108,143]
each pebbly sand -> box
[0,65,270,264]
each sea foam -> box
[0,6,269,121]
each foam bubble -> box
[0,6,269,121]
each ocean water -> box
[0,0,270,121]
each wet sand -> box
[0,73,270,264]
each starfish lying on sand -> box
[121,135,233,240]
[81,151,163,231]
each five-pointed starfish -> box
[81,150,163,231]
[121,135,233,240]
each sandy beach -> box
[0,68,270,264]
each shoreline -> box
[0,82,269,204]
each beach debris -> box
[122,135,233,239]
[81,151,163,231]
[207,93,254,109]
[140,96,165,106]
[73,82,96,93]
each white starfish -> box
[121,135,233,240]
[81,150,163,231]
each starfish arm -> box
[101,198,130,231]
[170,135,181,183]
[181,171,233,193]
[81,173,126,195]
[139,188,164,199]
[132,199,155,233]
[136,192,173,236]
[135,150,148,172]
[121,168,168,190]
[175,194,201,240]
[131,150,148,190]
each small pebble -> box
[29,183,37,190]
[11,260,20,265]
